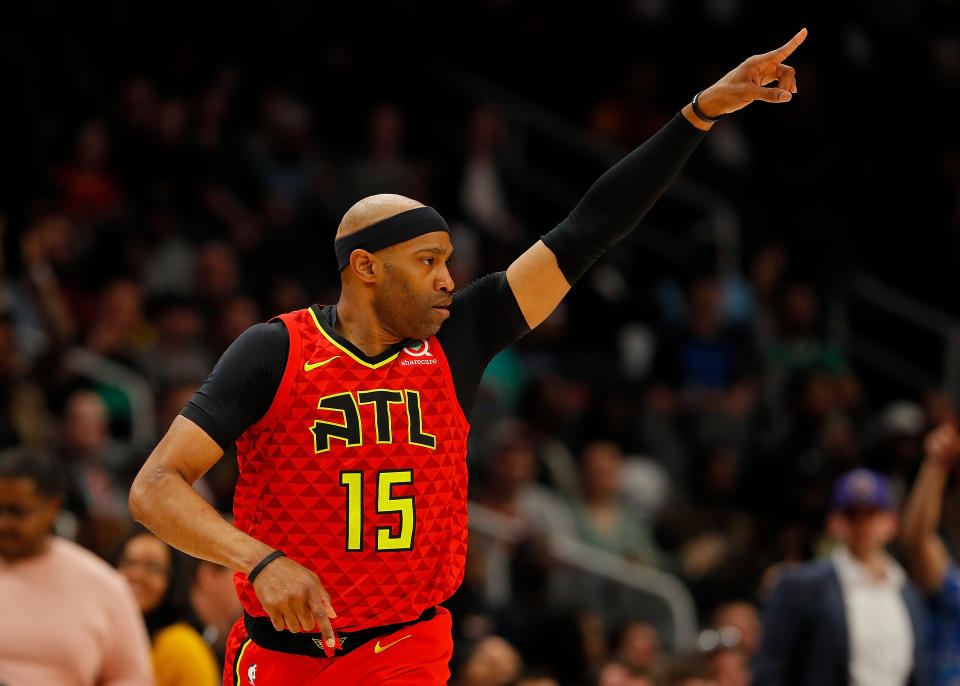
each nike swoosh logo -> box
[304,356,340,372]
[374,634,412,654]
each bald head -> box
[331,194,454,343]
[336,194,424,241]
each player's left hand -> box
[695,28,807,119]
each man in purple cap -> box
[753,468,930,686]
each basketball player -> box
[130,30,807,685]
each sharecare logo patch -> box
[401,339,436,364]
[403,340,431,356]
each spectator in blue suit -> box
[752,468,929,686]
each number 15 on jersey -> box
[339,470,415,552]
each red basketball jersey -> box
[233,306,470,631]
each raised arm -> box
[900,422,960,593]
[506,29,807,328]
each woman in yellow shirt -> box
[116,528,220,686]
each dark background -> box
[1,1,958,684]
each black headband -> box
[335,206,450,271]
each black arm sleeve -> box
[542,112,708,284]
[437,271,529,417]
[179,321,289,450]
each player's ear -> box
[350,250,378,284]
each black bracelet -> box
[248,550,286,585]
[692,91,721,123]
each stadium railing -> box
[468,500,698,653]
[840,272,960,397]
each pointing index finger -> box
[763,28,808,63]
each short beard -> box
[371,262,443,341]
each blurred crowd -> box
[1,1,960,685]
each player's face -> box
[373,232,454,340]
[0,478,59,561]
[117,533,172,613]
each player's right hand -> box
[696,28,807,118]
[924,422,960,467]
[251,556,339,647]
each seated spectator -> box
[116,528,219,686]
[346,104,422,200]
[644,275,756,480]
[474,420,572,541]
[9,213,77,360]
[56,119,124,223]
[747,242,788,351]
[901,423,960,686]
[59,389,133,554]
[450,635,523,686]
[137,295,212,389]
[0,312,51,450]
[514,672,562,686]
[763,282,852,402]
[660,657,717,686]
[611,620,662,673]
[662,444,757,603]
[619,450,672,519]
[457,105,525,245]
[698,619,751,686]
[648,275,756,412]
[189,558,243,668]
[752,469,930,686]
[869,400,927,500]
[0,448,152,686]
[515,609,604,686]
[595,659,657,686]
[212,294,260,356]
[708,600,760,658]
[194,242,241,317]
[748,368,861,530]
[703,645,749,686]
[85,279,151,364]
[247,91,322,214]
[60,388,132,485]
[569,441,663,565]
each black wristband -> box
[248,550,286,585]
[692,91,721,123]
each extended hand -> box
[924,422,960,467]
[252,556,339,649]
[696,28,807,119]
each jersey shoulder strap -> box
[244,308,308,433]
